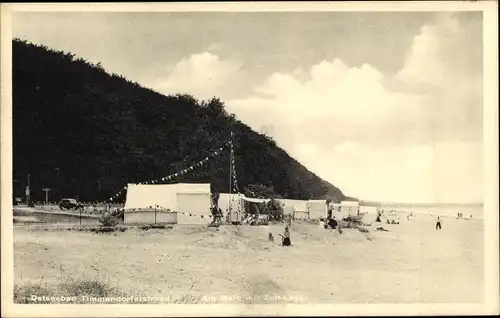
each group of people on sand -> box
[264,209,470,246]
[386,219,399,225]
[323,210,344,233]
[456,212,472,220]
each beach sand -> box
[13,212,483,304]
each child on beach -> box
[268,232,274,243]
[436,216,442,230]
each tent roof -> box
[341,201,360,206]
[124,183,210,211]
[242,197,270,204]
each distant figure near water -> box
[436,216,442,230]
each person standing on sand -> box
[281,226,291,246]
[436,216,442,230]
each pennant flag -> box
[104,138,234,203]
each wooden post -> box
[42,188,51,204]
[228,132,233,219]
[26,174,31,206]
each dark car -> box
[13,197,22,206]
[59,198,84,210]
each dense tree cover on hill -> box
[12,39,346,203]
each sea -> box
[381,204,484,219]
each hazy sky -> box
[13,11,484,203]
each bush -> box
[99,213,119,227]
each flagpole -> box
[228,131,233,218]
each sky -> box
[13,10,484,203]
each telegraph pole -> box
[26,174,31,206]
[228,132,233,217]
[42,188,51,204]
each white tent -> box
[269,198,294,215]
[176,184,212,225]
[279,199,294,216]
[285,199,307,211]
[328,202,341,211]
[124,184,178,211]
[288,199,309,220]
[275,198,286,207]
[123,183,211,224]
[218,193,244,214]
[217,193,245,223]
[308,200,327,220]
[242,196,270,204]
[340,200,360,218]
[283,204,294,216]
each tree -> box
[265,199,284,221]
[244,183,282,199]
[12,39,347,203]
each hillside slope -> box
[12,39,346,202]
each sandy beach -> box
[13,212,483,304]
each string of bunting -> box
[231,143,240,193]
[126,204,213,219]
[106,139,232,202]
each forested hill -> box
[12,39,346,203]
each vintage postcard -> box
[1,1,498,317]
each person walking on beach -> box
[280,226,291,246]
[436,216,442,230]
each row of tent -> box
[122,183,378,225]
